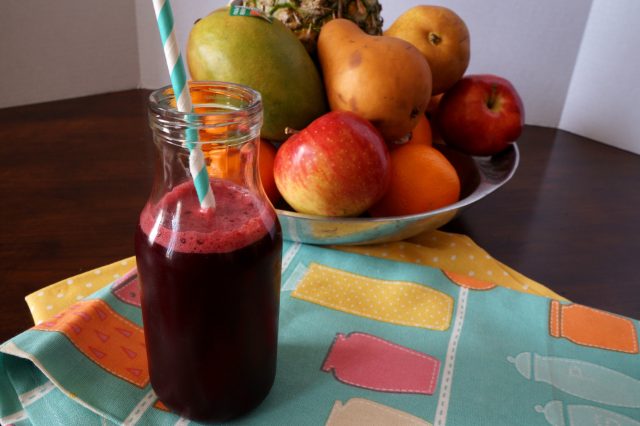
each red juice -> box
[134,178,281,422]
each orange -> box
[391,114,432,151]
[369,144,460,217]
[204,139,280,205]
[204,146,242,183]
[426,93,444,115]
[258,139,280,205]
[412,115,433,147]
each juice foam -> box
[139,179,275,254]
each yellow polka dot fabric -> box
[24,230,566,327]
[25,257,136,325]
[292,263,454,330]
[335,230,566,301]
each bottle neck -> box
[147,134,262,208]
[147,81,264,205]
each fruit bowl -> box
[275,143,519,245]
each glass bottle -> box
[135,82,282,422]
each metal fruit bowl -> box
[275,143,519,245]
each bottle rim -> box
[148,81,263,147]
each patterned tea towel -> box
[1,230,638,425]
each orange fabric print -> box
[34,300,149,387]
[154,400,170,412]
[549,300,638,354]
[443,270,496,291]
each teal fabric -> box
[1,241,639,425]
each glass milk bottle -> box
[135,82,282,422]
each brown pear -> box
[385,6,470,95]
[317,19,432,143]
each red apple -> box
[274,111,390,217]
[435,74,524,156]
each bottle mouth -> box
[148,81,263,147]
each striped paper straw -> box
[152,0,215,210]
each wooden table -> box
[1,90,639,342]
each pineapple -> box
[240,0,383,54]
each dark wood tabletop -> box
[1,89,639,342]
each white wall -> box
[0,0,139,109]
[1,0,639,154]
[559,0,640,154]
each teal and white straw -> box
[152,0,215,210]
